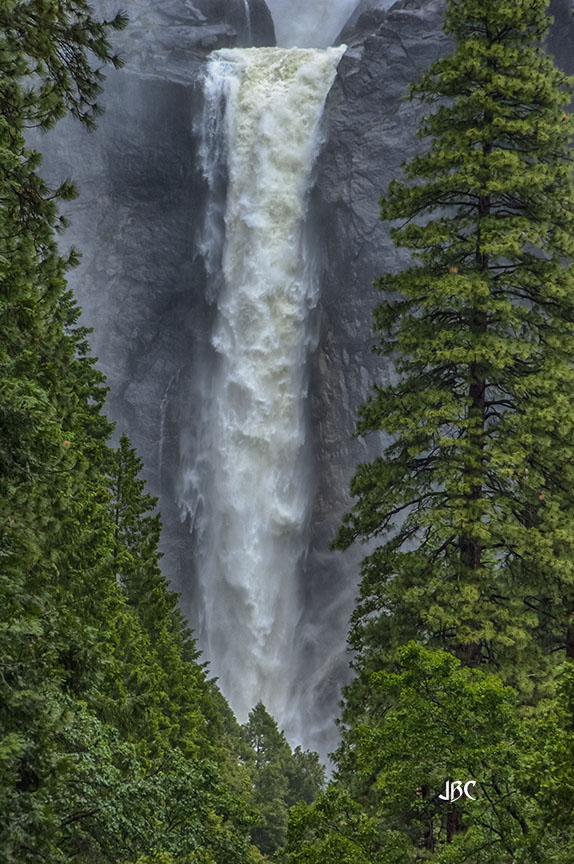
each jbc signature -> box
[438,780,477,803]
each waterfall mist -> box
[264,0,359,47]
[182,46,345,741]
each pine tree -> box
[0,5,126,857]
[0,7,259,862]
[310,1,574,860]
[286,646,574,862]
[111,434,183,643]
[335,0,574,690]
[0,0,127,132]
[242,703,325,855]
[244,703,292,854]
[105,435,221,760]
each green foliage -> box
[526,661,574,862]
[285,746,326,808]
[288,649,574,863]
[336,645,535,860]
[316,1,574,862]
[103,435,217,760]
[335,0,574,687]
[242,703,325,855]
[283,787,391,864]
[0,6,120,857]
[0,695,257,864]
[0,4,282,863]
[0,0,127,131]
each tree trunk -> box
[458,190,490,669]
[566,611,574,658]
[446,807,463,843]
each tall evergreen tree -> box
[242,703,324,856]
[104,435,230,761]
[335,0,574,689]
[0,6,261,862]
[286,649,574,862]
[286,1,574,860]
[111,434,194,650]
[0,4,127,857]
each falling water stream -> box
[185,46,345,739]
[242,0,252,45]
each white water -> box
[242,0,252,45]
[189,46,344,736]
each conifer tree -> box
[0,4,127,857]
[335,0,574,689]
[305,1,574,860]
[242,703,324,855]
[105,435,223,760]
[0,7,259,862]
[111,434,184,642]
[286,647,574,862]
[244,703,292,854]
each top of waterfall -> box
[264,0,360,48]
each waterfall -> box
[242,0,252,45]
[186,46,344,739]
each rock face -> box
[35,0,574,756]
[96,0,275,74]
[337,0,401,43]
[301,0,451,756]
[309,0,449,530]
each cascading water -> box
[185,46,345,741]
[242,0,252,45]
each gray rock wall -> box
[301,0,450,754]
[310,0,449,542]
[310,0,574,543]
